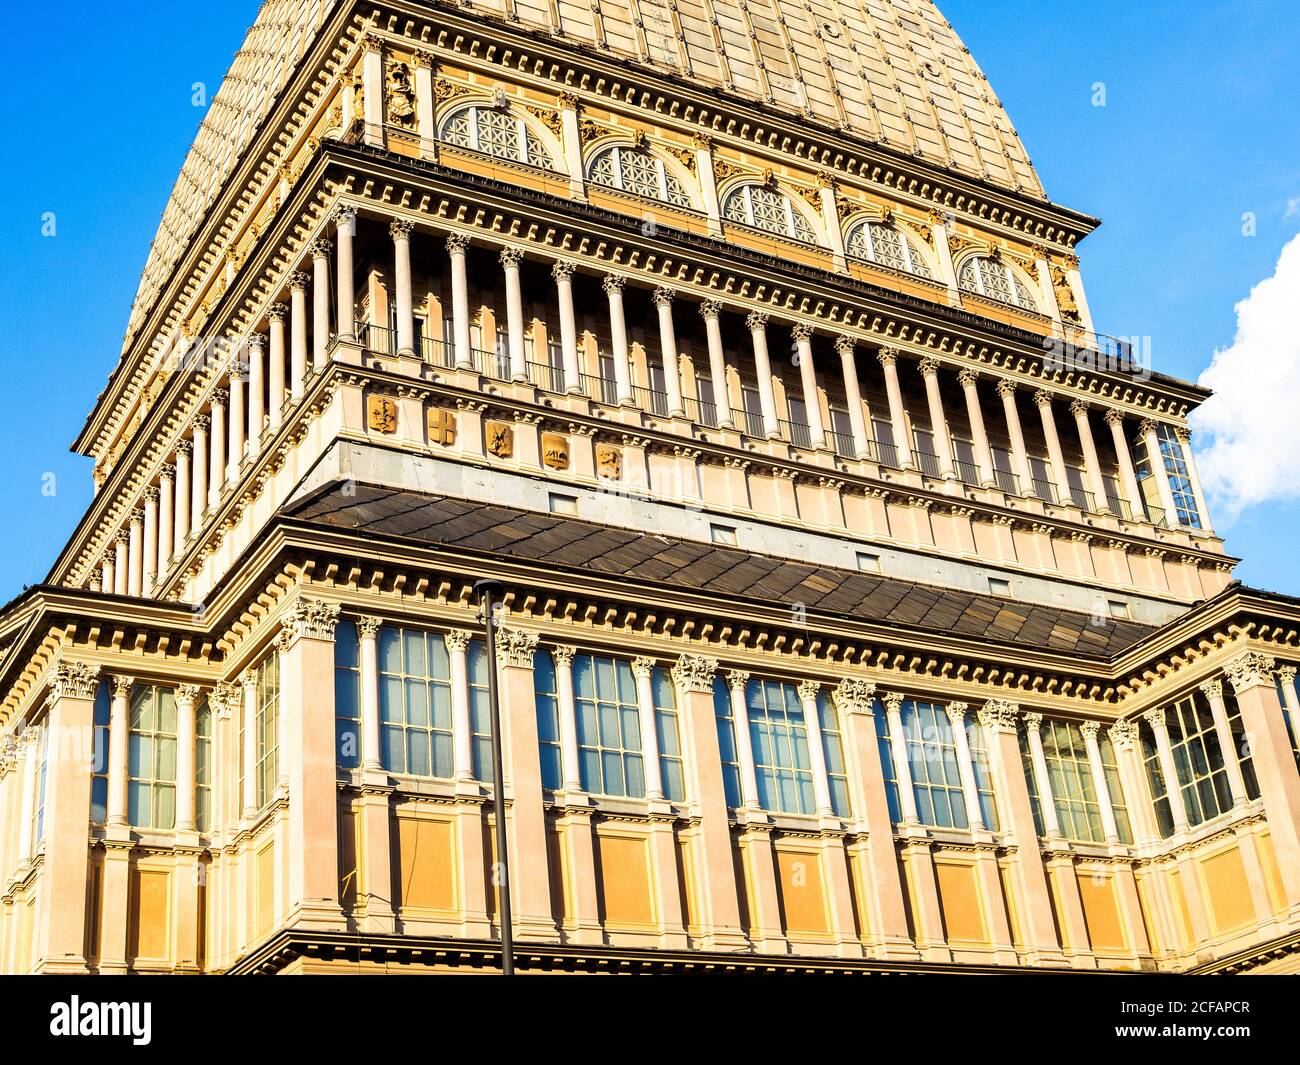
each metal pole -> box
[475,579,514,976]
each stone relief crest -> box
[367,395,398,434]
[486,420,514,458]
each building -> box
[1,0,1298,975]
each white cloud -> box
[1286,196,1300,221]
[1191,232,1300,524]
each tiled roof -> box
[284,483,1156,658]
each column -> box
[267,306,287,431]
[106,675,132,828]
[335,206,357,342]
[557,93,585,198]
[1226,651,1300,908]
[173,441,191,548]
[918,358,955,479]
[175,684,199,834]
[603,275,633,405]
[240,669,258,818]
[1034,390,1071,501]
[1139,419,1179,521]
[726,671,761,811]
[996,379,1032,492]
[361,35,383,147]
[946,702,985,831]
[310,238,332,370]
[1199,680,1250,808]
[1079,721,1121,845]
[700,301,733,428]
[112,532,128,595]
[670,655,746,948]
[37,662,100,972]
[98,552,113,596]
[881,692,920,825]
[142,487,159,594]
[876,349,912,469]
[652,288,686,417]
[127,510,144,597]
[978,700,1064,965]
[835,336,870,459]
[358,618,385,774]
[15,728,39,868]
[1108,720,1161,847]
[247,332,266,450]
[191,415,209,529]
[289,271,308,398]
[797,681,835,817]
[553,646,582,793]
[551,263,582,394]
[1104,409,1142,518]
[158,464,175,567]
[207,393,225,509]
[446,629,474,783]
[632,658,665,801]
[1143,708,1189,833]
[447,235,472,369]
[412,50,436,158]
[276,595,346,928]
[929,209,960,297]
[1022,713,1063,840]
[1071,400,1109,513]
[958,369,996,486]
[816,173,847,270]
[832,679,916,959]
[391,220,415,357]
[227,360,246,484]
[1175,427,1213,533]
[494,627,558,940]
[745,312,781,438]
[694,133,722,234]
[1278,666,1300,730]
[791,325,826,449]
[500,248,527,380]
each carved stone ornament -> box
[281,594,341,642]
[385,60,416,128]
[671,654,718,694]
[595,443,622,480]
[495,627,540,668]
[367,395,398,434]
[426,406,457,446]
[541,432,570,470]
[833,677,877,716]
[1108,718,1138,749]
[48,660,101,701]
[1225,650,1277,694]
[486,420,514,458]
[978,699,1020,733]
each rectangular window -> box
[713,677,742,808]
[1156,425,1202,529]
[816,690,851,817]
[255,654,280,808]
[378,626,453,778]
[195,696,213,833]
[1028,725,1134,844]
[573,654,644,798]
[988,577,1011,596]
[710,523,738,546]
[548,493,579,516]
[652,665,686,802]
[91,680,111,825]
[468,639,494,782]
[965,718,999,831]
[334,619,361,769]
[128,684,178,830]
[534,648,562,791]
[1140,721,1176,839]
[856,551,881,573]
[901,699,968,830]
[32,727,48,847]
[747,678,815,816]
[874,699,903,824]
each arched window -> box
[588,144,692,207]
[846,219,933,279]
[439,105,555,169]
[722,182,816,243]
[957,254,1038,311]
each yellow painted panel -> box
[1200,847,1255,935]
[598,834,655,928]
[338,810,358,913]
[935,861,987,945]
[999,861,1023,949]
[677,836,699,934]
[776,848,829,935]
[1169,870,1193,949]
[1256,833,1285,915]
[396,816,457,913]
[1078,873,1127,952]
[256,843,275,937]
[129,868,171,962]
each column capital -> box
[308,237,333,259]
[551,260,576,282]
[357,616,384,640]
[796,679,821,702]
[1138,417,1159,437]
[1033,388,1054,409]
[1108,718,1138,750]
[557,91,580,111]
[411,48,434,69]
[881,690,904,715]
[110,674,135,698]
[671,653,717,694]
[287,270,309,291]
[833,335,855,357]
[1022,711,1043,731]
[691,130,713,150]
[1278,665,1297,685]
[601,274,625,295]
[389,219,414,242]
[876,347,899,368]
[650,285,674,308]
[1079,720,1101,741]
[1198,678,1223,699]
[1174,425,1192,445]
[266,302,287,324]
[1142,707,1166,728]
[495,627,539,668]
[248,332,265,352]
[195,413,211,432]
[445,233,470,255]
[994,378,1017,399]
[631,656,657,679]
[114,529,130,547]
[744,311,768,332]
[1225,649,1278,693]
[917,356,941,377]
[239,668,259,693]
[160,463,175,481]
[280,594,341,643]
[726,669,750,693]
[175,683,203,708]
[444,627,471,652]
[944,701,970,726]
[956,367,979,388]
[130,508,145,526]
[552,644,578,668]
[143,485,160,505]
[48,661,101,701]
[1102,407,1124,427]
[699,299,723,321]
[1068,398,1090,419]
[499,246,523,269]
[790,322,814,342]
[978,699,1019,733]
[212,387,229,407]
[175,439,192,457]
[212,682,240,718]
[832,677,876,716]
[334,204,358,229]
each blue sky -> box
[0,1,1296,603]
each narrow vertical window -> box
[747,678,814,816]
[334,619,361,769]
[713,676,742,808]
[534,648,562,791]
[255,655,280,808]
[652,665,686,802]
[195,696,213,833]
[90,680,111,825]
[573,654,644,798]
[816,689,851,817]
[378,627,453,778]
[128,684,178,830]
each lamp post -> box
[474,578,514,976]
